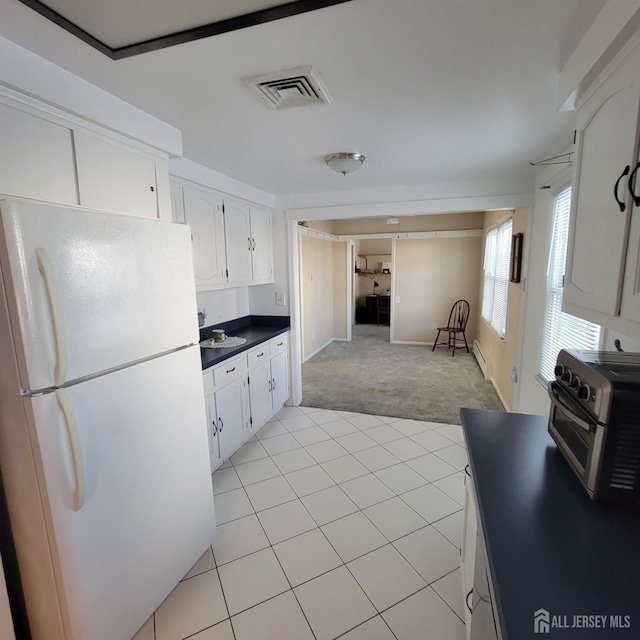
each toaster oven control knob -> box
[570,375,581,391]
[554,364,565,379]
[561,368,572,383]
[578,383,591,401]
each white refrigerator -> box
[0,197,216,640]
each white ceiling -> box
[0,0,607,197]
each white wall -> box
[197,288,250,327]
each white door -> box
[270,350,289,411]
[215,377,247,460]
[0,199,199,390]
[183,186,227,288]
[564,56,640,316]
[249,360,273,431]
[224,199,252,284]
[26,346,215,640]
[249,206,272,283]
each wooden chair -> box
[377,295,391,325]
[432,299,470,356]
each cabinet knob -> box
[150,186,155,192]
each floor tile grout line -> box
[430,566,468,625]
[332,613,400,640]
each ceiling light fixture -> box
[324,152,365,176]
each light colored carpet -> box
[302,324,504,425]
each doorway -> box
[353,238,392,336]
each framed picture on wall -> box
[510,233,523,283]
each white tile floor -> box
[133,406,469,640]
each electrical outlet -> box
[275,292,285,306]
[432,322,438,330]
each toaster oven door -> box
[547,382,602,495]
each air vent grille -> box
[243,65,332,110]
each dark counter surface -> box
[460,408,640,640]
[199,315,290,370]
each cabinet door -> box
[203,390,221,472]
[74,131,159,219]
[270,350,289,412]
[224,199,252,285]
[248,361,273,433]
[620,208,640,322]
[250,206,273,283]
[183,186,227,289]
[461,472,477,636]
[0,102,77,205]
[215,377,247,461]
[564,58,640,317]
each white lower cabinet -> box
[202,333,289,470]
[247,334,290,437]
[202,356,249,472]
[461,466,477,638]
[202,370,220,471]
[215,376,249,461]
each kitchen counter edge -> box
[200,315,290,370]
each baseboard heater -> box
[473,340,492,380]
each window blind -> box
[539,187,601,381]
[482,218,512,337]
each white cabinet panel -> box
[182,186,227,288]
[215,376,247,461]
[270,349,289,411]
[224,198,252,285]
[250,205,273,283]
[74,131,159,219]
[248,359,273,435]
[564,61,640,316]
[202,371,221,472]
[0,103,77,205]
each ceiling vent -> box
[243,65,333,110]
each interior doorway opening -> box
[353,238,392,336]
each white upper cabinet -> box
[170,179,274,291]
[0,102,77,205]
[564,43,640,332]
[182,186,227,289]
[0,92,172,221]
[224,198,253,285]
[74,131,161,219]
[250,205,273,283]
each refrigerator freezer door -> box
[0,197,199,391]
[22,346,215,640]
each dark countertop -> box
[199,315,290,370]
[460,408,640,640]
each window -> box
[539,187,600,381]
[482,217,513,338]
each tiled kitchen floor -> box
[133,406,468,640]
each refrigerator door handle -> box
[35,248,69,387]
[55,389,86,511]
